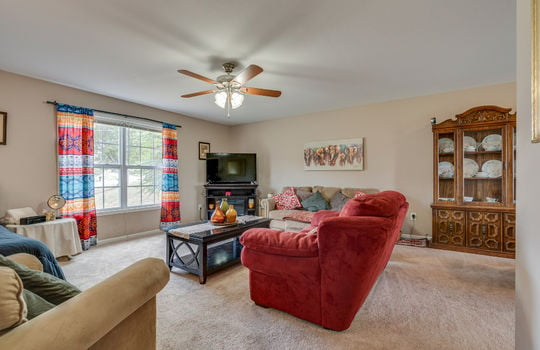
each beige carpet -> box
[60,233,515,350]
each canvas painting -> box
[304,138,363,170]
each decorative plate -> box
[482,160,502,178]
[438,161,454,178]
[463,158,479,178]
[463,136,477,151]
[481,134,502,151]
[438,138,454,153]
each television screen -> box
[206,153,257,184]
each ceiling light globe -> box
[231,92,244,109]
[214,91,227,109]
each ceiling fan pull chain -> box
[227,85,231,118]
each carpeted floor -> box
[60,233,515,350]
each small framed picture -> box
[199,142,210,160]
[0,112,6,145]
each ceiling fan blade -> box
[181,90,215,98]
[177,70,218,84]
[232,65,263,85]
[242,87,282,97]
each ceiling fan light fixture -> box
[214,90,244,110]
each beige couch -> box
[260,186,378,231]
[0,253,169,350]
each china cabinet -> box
[431,106,515,258]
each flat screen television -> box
[206,153,257,184]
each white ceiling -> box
[0,0,515,125]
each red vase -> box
[211,201,226,223]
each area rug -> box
[396,236,430,247]
[60,233,515,350]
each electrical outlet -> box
[198,204,203,210]
[410,212,417,221]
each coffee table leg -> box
[166,234,172,270]
[199,242,208,284]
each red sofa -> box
[240,191,408,331]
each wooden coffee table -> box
[165,216,270,284]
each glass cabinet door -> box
[462,127,504,205]
[436,132,455,202]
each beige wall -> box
[233,83,516,236]
[0,71,517,243]
[516,0,539,348]
[0,70,231,240]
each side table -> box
[6,218,83,258]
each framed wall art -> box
[304,138,364,171]
[199,142,210,160]
[0,111,6,145]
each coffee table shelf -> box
[165,217,270,284]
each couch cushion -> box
[329,191,349,211]
[313,186,341,202]
[273,187,302,210]
[0,267,27,332]
[339,191,406,217]
[240,228,319,257]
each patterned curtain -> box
[160,123,181,229]
[57,103,97,250]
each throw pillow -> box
[301,191,330,212]
[273,187,302,210]
[3,207,38,225]
[23,290,55,320]
[0,267,27,332]
[295,188,313,202]
[354,190,367,198]
[330,191,349,211]
[0,255,80,306]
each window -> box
[94,116,162,212]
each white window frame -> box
[94,113,162,215]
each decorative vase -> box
[210,201,226,223]
[220,198,229,213]
[226,205,237,223]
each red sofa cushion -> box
[310,210,339,227]
[240,228,319,257]
[339,190,406,217]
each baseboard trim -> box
[98,229,161,245]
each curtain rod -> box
[46,100,182,128]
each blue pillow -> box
[301,191,330,212]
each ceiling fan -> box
[178,63,281,117]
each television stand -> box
[204,183,258,219]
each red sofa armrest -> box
[316,215,396,330]
[240,228,318,257]
[311,210,339,226]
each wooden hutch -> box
[431,105,516,258]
